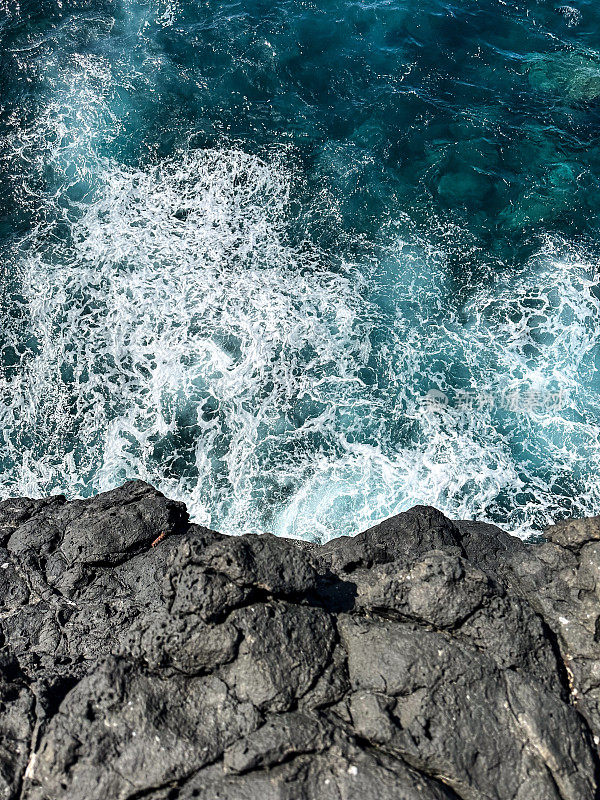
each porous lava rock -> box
[0,481,599,799]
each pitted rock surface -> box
[0,481,599,799]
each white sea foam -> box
[273,231,600,540]
[2,6,600,539]
[6,154,599,541]
[2,138,373,534]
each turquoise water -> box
[1,0,600,540]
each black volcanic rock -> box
[0,481,599,799]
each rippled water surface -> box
[2,0,600,540]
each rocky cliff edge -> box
[1,480,600,800]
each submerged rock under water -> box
[0,480,599,799]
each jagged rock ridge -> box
[0,480,599,799]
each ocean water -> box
[1,0,600,541]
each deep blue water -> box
[1,0,600,540]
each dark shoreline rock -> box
[0,480,599,799]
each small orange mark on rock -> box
[151,532,166,547]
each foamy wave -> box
[1,146,374,534]
[271,231,600,541]
[3,134,600,539]
[2,8,600,539]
